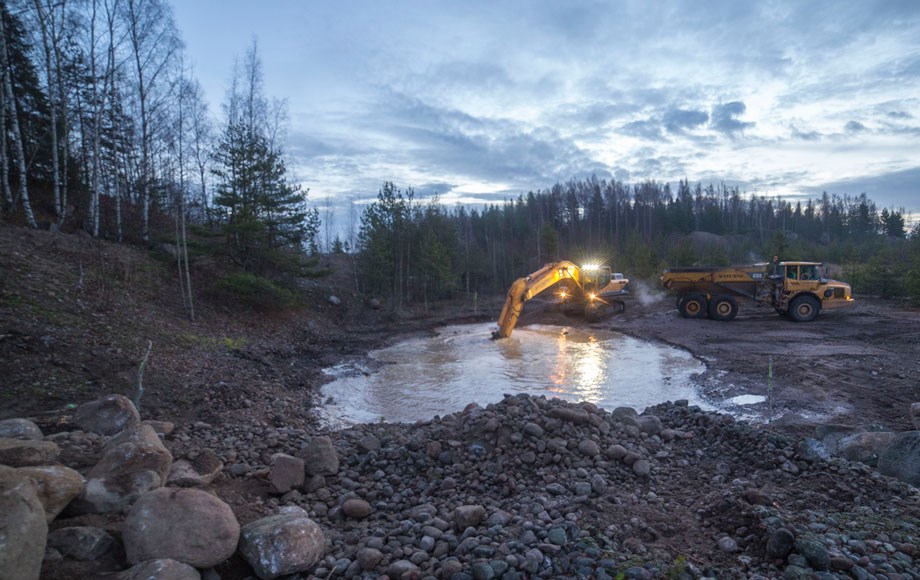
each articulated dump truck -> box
[660,261,854,322]
[493,261,629,339]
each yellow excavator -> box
[492,261,630,339]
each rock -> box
[523,422,544,438]
[612,407,638,421]
[386,560,419,578]
[0,418,43,440]
[837,431,895,467]
[239,508,326,579]
[17,465,84,522]
[453,504,486,529]
[912,402,920,429]
[632,459,651,476]
[297,436,339,476]
[605,444,627,460]
[47,526,115,560]
[342,498,372,519]
[878,430,920,485]
[717,536,739,553]
[269,454,304,494]
[114,559,202,579]
[546,407,590,425]
[143,420,176,436]
[577,439,600,456]
[122,488,239,568]
[636,415,662,435]
[0,469,47,580]
[766,528,795,560]
[72,423,173,514]
[328,295,342,306]
[356,547,384,570]
[167,449,223,487]
[795,538,830,571]
[366,298,382,310]
[0,437,60,467]
[73,394,141,436]
[356,435,381,452]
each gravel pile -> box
[168,394,919,579]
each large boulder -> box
[114,559,201,580]
[71,423,173,514]
[0,437,59,467]
[838,431,896,467]
[122,488,239,568]
[73,394,141,436]
[17,465,84,522]
[239,507,326,580]
[911,402,920,430]
[297,436,339,476]
[878,431,920,486]
[0,468,47,580]
[0,418,43,441]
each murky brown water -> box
[319,323,712,427]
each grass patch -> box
[178,333,247,350]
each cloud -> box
[663,108,709,133]
[619,119,666,141]
[710,102,755,135]
[845,121,868,133]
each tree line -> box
[354,178,920,305]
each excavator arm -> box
[492,261,581,339]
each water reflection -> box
[319,323,709,427]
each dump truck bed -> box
[660,266,767,300]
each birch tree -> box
[0,5,37,228]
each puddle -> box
[729,394,767,406]
[318,323,712,427]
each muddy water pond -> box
[319,323,716,427]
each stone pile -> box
[1,392,919,579]
[0,395,327,580]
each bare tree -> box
[0,8,37,228]
[123,0,179,242]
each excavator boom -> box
[493,261,628,339]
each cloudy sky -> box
[172,0,920,219]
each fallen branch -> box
[134,340,153,413]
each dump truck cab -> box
[771,261,853,321]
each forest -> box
[1,1,918,313]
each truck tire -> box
[678,294,708,319]
[789,295,820,322]
[708,295,738,321]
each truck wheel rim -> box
[716,302,731,315]
[798,303,813,317]
[687,301,701,315]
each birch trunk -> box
[0,11,37,228]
